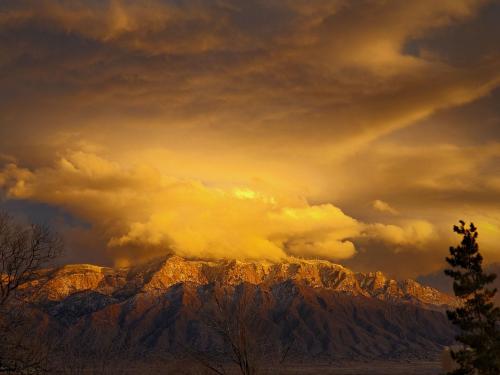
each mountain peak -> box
[24,255,459,362]
[37,256,457,308]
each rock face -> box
[418,263,500,306]
[28,256,458,361]
[38,256,457,307]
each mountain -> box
[417,263,500,306]
[36,256,457,307]
[23,256,458,364]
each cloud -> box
[0,1,499,276]
[366,221,437,249]
[0,152,363,263]
[0,151,444,265]
[372,200,399,215]
[0,0,498,158]
[331,142,500,211]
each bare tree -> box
[190,283,294,375]
[211,286,259,375]
[0,211,62,373]
[0,212,62,305]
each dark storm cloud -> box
[1,0,497,147]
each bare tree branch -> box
[189,283,291,375]
[0,211,62,373]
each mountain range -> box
[22,256,459,364]
[418,263,500,306]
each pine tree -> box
[444,221,500,375]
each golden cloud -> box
[1,0,498,157]
[0,151,444,265]
[366,221,437,249]
[372,200,399,215]
[0,1,499,275]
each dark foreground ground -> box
[54,360,443,374]
[269,361,442,374]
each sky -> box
[0,0,499,278]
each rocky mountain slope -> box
[25,256,458,362]
[36,256,457,306]
[418,263,500,306]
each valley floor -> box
[272,360,442,374]
[54,360,443,374]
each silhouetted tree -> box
[444,221,500,375]
[0,211,62,373]
[189,284,294,375]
